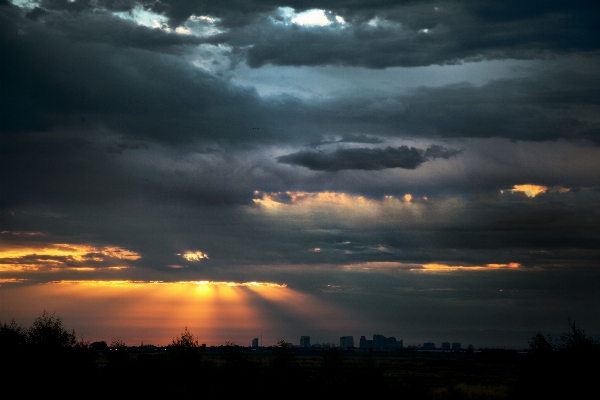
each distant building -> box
[340,336,354,348]
[360,334,404,349]
[468,344,474,350]
[359,336,374,349]
[373,334,388,349]
[452,342,461,350]
[423,342,436,349]
[442,342,451,350]
[387,336,397,349]
[300,336,311,348]
[252,338,259,348]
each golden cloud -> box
[417,263,521,272]
[0,278,28,284]
[0,243,140,273]
[250,190,439,228]
[342,261,521,272]
[503,184,570,198]
[178,251,209,261]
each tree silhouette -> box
[171,327,198,348]
[0,319,27,349]
[528,332,554,357]
[514,319,599,399]
[224,341,248,370]
[168,327,203,375]
[558,318,597,354]
[270,338,299,386]
[27,310,77,349]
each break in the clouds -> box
[277,145,461,171]
[1,0,600,347]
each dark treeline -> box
[512,319,600,399]
[2,313,599,399]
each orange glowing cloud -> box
[253,190,376,210]
[0,278,28,284]
[178,251,209,261]
[250,190,436,228]
[417,263,521,272]
[342,261,521,272]
[0,242,140,274]
[503,185,570,198]
[510,184,547,197]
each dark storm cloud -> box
[277,145,460,171]
[3,2,599,145]
[0,4,272,142]
[0,134,139,209]
[26,6,205,50]
[277,146,425,171]
[24,0,600,68]
[308,68,600,142]
[200,0,600,69]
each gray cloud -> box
[27,1,600,68]
[3,2,599,147]
[277,146,427,171]
[276,145,461,171]
[201,1,600,69]
[0,4,275,143]
[305,68,600,143]
[338,134,383,144]
[424,144,462,159]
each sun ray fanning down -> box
[0,280,345,346]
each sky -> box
[1,0,599,348]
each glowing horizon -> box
[0,279,347,347]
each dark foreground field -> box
[3,345,597,399]
[2,314,598,399]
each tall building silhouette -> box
[373,334,387,349]
[252,338,259,348]
[300,336,310,348]
[359,335,373,349]
[339,336,354,348]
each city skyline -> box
[2,0,600,348]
